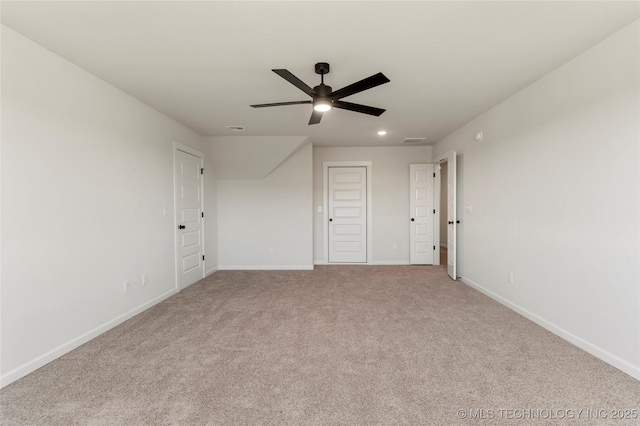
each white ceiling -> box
[2,1,638,147]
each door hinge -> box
[433,172,436,177]
[201,212,204,218]
[201,168,204,175]
[433,209,436,214]
[433,245,436,250]
[202,255,205,261]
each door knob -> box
[329,218,333,222]
[411,218,415,221]
[179,225,185,229]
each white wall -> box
[433,21,639,379]
[208,136,310,179]
[0,27,214,386]
[313,146,432,264]
[216,143,313,269]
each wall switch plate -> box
[142,274,148,286]
[317,206,322,213]
[268,248,274,255]
[392,243,398,250]
[507,272,514,284]
[124,280,131,292]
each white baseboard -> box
[0,289,177,389]
[205,266,219,276]
[218,265,314,271]
[314,261,410,266]
[459,276,640,380]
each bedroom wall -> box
[433,21,640,378]
[216,142,313,269]
[0,26,213,386]
[313,146,432,264]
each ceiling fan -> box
[250,62,390,125]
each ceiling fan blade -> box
[250,100,312,108]
[333,101,386,116]
[330,72,390,100]
[272,69,316,97]
[309,110,323,125]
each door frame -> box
[173,141,206,290]
[433,150,457,279]
[433,164,441,266]
[323,161,372,264]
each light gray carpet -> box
[1,265,638,425]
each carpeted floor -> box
[1,265,638,425]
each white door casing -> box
[409,164,434,265]
[446,151,457,280]
[174,144,205,288]
[328,166,367,263]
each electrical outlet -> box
[507,272,514,284]
[268,248,274,255]
[142,274,148,286]
[124,280,131,292]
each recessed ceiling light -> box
[227,126,245,131]
[377,130,387,136]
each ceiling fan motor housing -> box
[314,84,332,97]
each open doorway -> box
[433,150,457,280]
[439,162,448,269]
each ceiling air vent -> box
[402,137,426,144]
[227,126,245,131]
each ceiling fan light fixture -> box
[313,98,332,112]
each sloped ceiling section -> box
[206,136,310,179]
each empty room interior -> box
[1,1,639,424]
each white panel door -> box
[328,167,367,263]
[410,164,434,265]
[175,149,204,288]
[446,151,457,280]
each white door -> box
[175,149,204,288]
[446,151,457,280]
[409,164,434,265]
[328,167,367,263]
